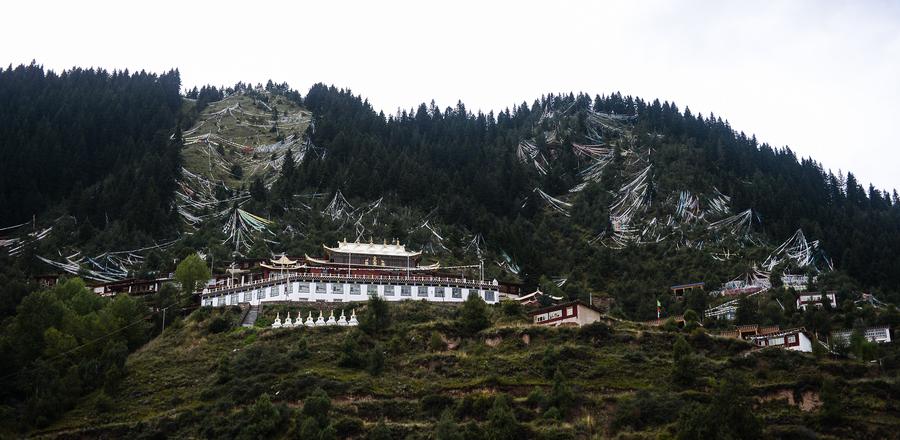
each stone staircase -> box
[241,304,260,327]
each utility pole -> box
[161,306,167,334]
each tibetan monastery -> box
[200,239,501,307]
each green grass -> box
[34,302,900,439]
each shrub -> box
[429,331,447,352]
[612,390,682,432]
[486,394,523,440]
[367,344,385,376]
[333,417,365,438]
[501,300,522,316]
[367,420,392,440]
[421,394,455,418]
[302,388,331,428]
[458,294,490,335]
[208,315,231,333]
[434,409,464,440]
[543,406,562,420]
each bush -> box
[486,394,523,440]
[94,391,114,413]
[367,344,385,376]
[547,369,575,416]
[501,300,522,316]
[611,390,682,432]
[429,331,447,351]
[578,321,612,341]
[434,409,464,440]
[338,333,365,369]
[208,315,232,333]
[526,388,546,407]
[333,417,365,437]
[543,406,562,420]
[421,394,455,418]
[367,420,392,440]
[302,388,331,428]
[458,294,491,335]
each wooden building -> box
[796,292,837,311]
[529,300,603,327]
[748,328,813,353]
[831,326,893,346]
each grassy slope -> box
[36,302,900,439]
[182,92,310,188]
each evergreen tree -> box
[359,295,391,335]
[671,336,698,387]
[434,409,463,440]
[486,394,522,440]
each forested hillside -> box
[0,63,183,238]
[285,85,900,304]
[2,68,900,311]
[2,64,900,439]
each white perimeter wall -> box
[202,280,499,307]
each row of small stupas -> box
[272,309,358,328]
[200,239,518,308]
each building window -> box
[350,284,361,295]
[416,286,427,297]
[452,287,462,298]
[286,283,293,294]
[401,285,412,297]
[258,289,265,299]
[434,287,445,297]
[270,286,279,297]
[298,283,310,293]
[566,307,574,316]
[383,285,394,296]
[786,335,797,344]
[334,284,345,295]
[485,291,495,302]
[315,283,327,294]
[243,292,251,302]
[231,294,238,304]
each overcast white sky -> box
[3,1,899,191]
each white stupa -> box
[326,310,337,326]
[337,310,348,326]
[271,312,282,329]
[315,310,326,326]
[283,312,293,327]
[304,311,315,327]
[348,309,359,326]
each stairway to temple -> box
[241,304,260,327]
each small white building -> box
[781,274,811,292]
[831,326,892,346]
[749,328,813,353]
[796,292,837,311]
[529,300,603,327]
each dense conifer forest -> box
[0,63,183,237]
